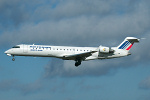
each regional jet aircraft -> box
[4,37,139,66]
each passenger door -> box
[23,44,28,53]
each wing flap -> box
[62,51,97,60]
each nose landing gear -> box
[12,58,15,61]
[12,55,15,61]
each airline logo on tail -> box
[118,37,139,51]
[118,40,134,50]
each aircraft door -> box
[23,44,28,53]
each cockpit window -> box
[12,46,20,48]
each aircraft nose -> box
[4,50,8,54]
[4,49,11,54]
[4,49,12,56]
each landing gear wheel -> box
[75,62,79,67]
[12,58,15,61]
[75,60,81,67]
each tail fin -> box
[117,37,139,51]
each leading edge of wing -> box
[62,50,98,60]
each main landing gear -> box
[75,59,81,67]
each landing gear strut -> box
[12,56,15,61]
[75,59,81,67]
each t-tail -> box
[117,37,140,51]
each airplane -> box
[4,37,139,67]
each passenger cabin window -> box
[12,46,20,48]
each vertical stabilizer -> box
[117,37,139,51]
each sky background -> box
[0,0,150,100]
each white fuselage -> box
[5,44,129,61]
[4,37,139,66]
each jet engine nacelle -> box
[99,46,114,53]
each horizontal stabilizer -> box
[126,37,140,42]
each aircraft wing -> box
[62,51,97,60]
